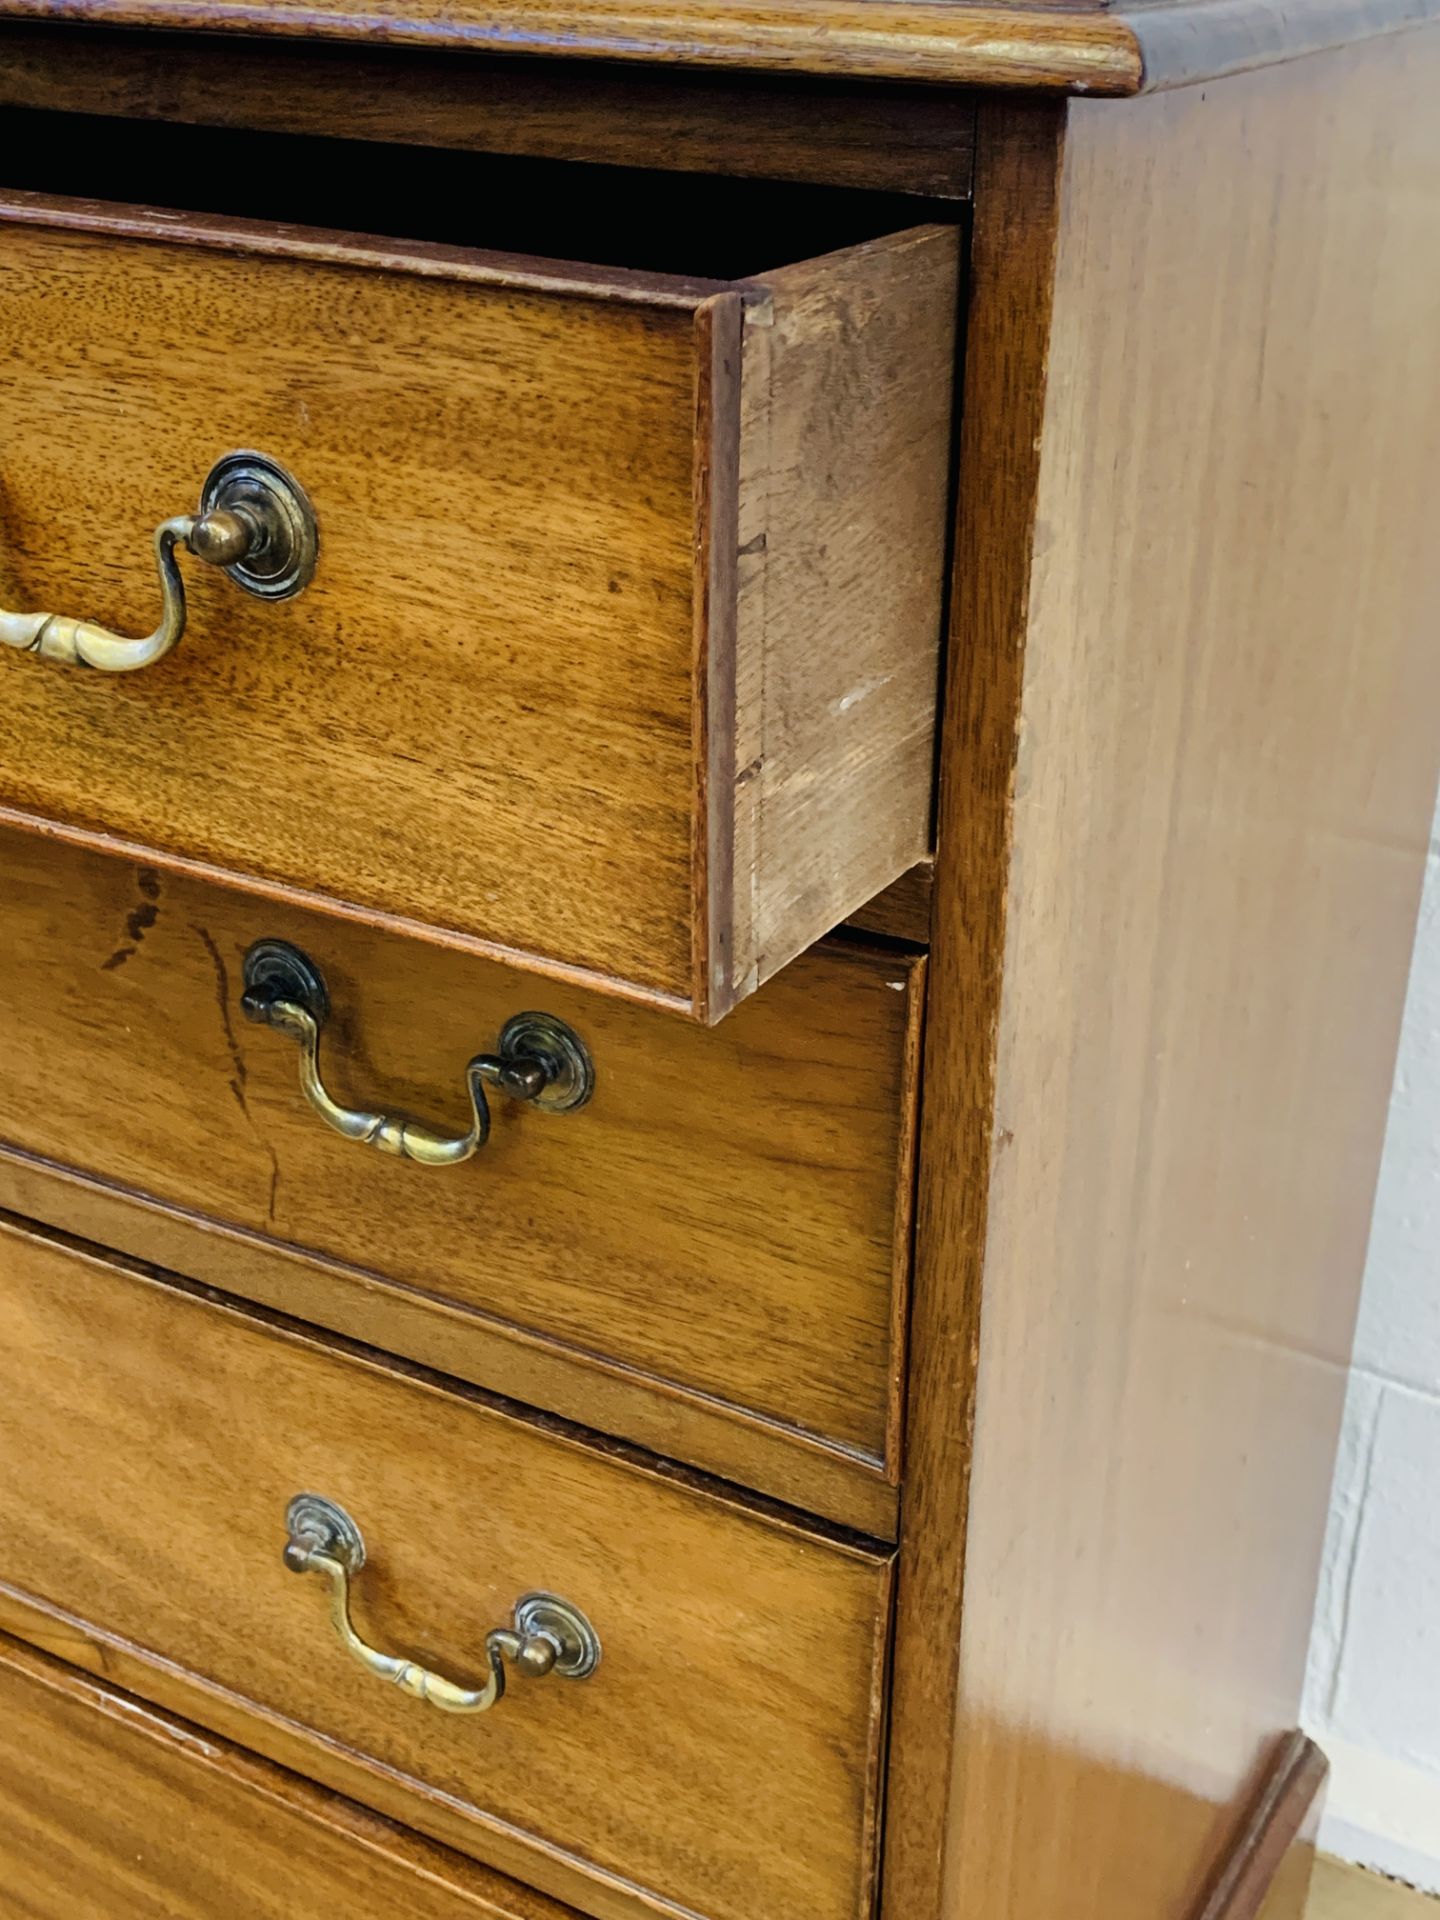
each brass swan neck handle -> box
[0,452,317,672]
[283,1494,601,1716]
[241,939,594,1168]
[2,512,231,671]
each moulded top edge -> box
[0,0,1437,96]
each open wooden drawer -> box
[0,124,957,1021]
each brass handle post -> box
[241,939,593,1168]
[0,452,317,672]
[283,1494,601,1715]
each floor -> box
[1311,1859,1440,1917]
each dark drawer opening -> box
[0,105,943,281]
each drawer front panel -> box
[0,1220,893,1920]
[0,209,696,1001]
[0,1631,576,1920]
[0,827,920,1514]
[0,194,956,1019]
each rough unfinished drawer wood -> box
[0,1218,894,1920]
[0,1631,579,1920]
[0,185,957,1022]
[0,825,920,1534]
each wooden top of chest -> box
[0,0,1433,95]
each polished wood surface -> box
[0,0,1148,88]
[0,1216,894,1920]
[0,193,955,1020]
[0,826,920,1534]
[0,24,978,197]
[886,32,1440,1920]
[0,0,1431,93]
[0,18,1429,1920]
[882,91,1065,1920]
[0,1630,581,1919]
[0,1147,900,1540]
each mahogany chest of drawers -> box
[1,7,1438,1918]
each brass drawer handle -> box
[241,938,593,1167]
[0,451,317,672]
[284,1494,601,1715]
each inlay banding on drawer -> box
[0,189,957,1020]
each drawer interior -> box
[0,104,935,277]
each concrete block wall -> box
[1304,793,1440,1890]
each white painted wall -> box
[1303,790,1440,1890]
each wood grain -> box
[0,0,1148,88]
[0,194,955,1020]
[0,825,921,1530]
[0,24,979,198]
[0,1147,903,1541]
[724,225,956,1012]
[847,857,934,945]
[886,32,1440,1920]
[881,91,1066,1920]
[0,203,700,1004]
[0,1215,894,1920]
[0,1629,581,1919]
[0,0,1431,93]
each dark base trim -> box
[1195,1732,1330,1920]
